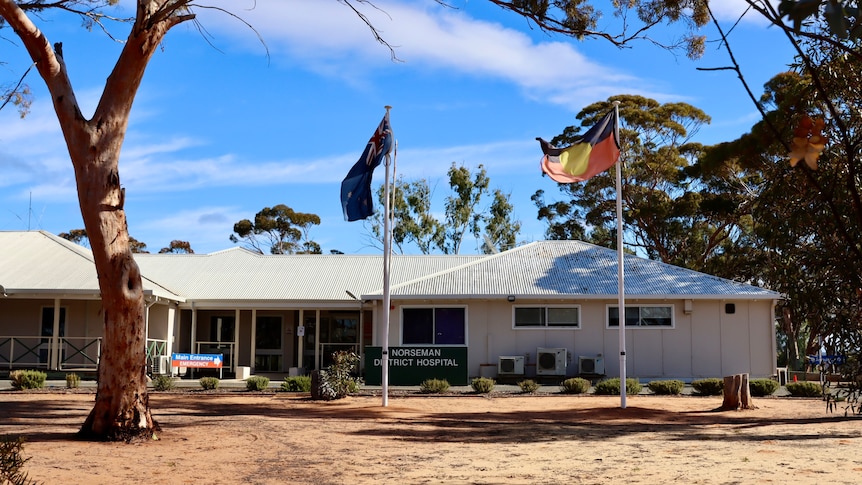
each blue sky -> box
[1,1,796,255]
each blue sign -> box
[172,353,224,368]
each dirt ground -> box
[2,389,862,485]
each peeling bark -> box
[0,0,195,441]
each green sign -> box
[364,346,468,386]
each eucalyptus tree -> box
[230,204,322,255]
[158,240,194,254]
[531,95,752,273]
[369,164,519,254]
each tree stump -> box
[720,373,756,410]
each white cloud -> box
[193,0,672,110]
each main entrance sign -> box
[171,353,224,369]
[364,346,468,386]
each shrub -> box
[471,377,495,394]
[786,381,823,397]
[9,370,47,390]
[324,351,361,398]
[691,378,724,396]
[65,373,81,389]
[559,377,591,394]
[594,378,642,396]
[419,378,450,394]
[246,376,270,391]
[199,377,220,390]
[518,379,540,394]
[152,375,175,391]
[0,435,37,485]
[647,380,684,395]
[749,378,780,397]
[281,375,312,392]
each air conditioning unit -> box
[498,356,525,375]
[536,347,567,375]
[155,355,171,375]
[578,355,605,375]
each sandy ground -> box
[2,389,862,485]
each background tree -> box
[159,240,194,254]
[367,177,444,255]
[368,164,520,254]
[60,228,148,253]
[230,204,322,255]
[58,229,89,247]
[482,189,521,254]
[532,95,753,274]
[700,41,862,370]
[442,163,490,254]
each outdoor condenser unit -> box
[578,355,605,375]
[155,355,171,375]
[498,356,525,375]
[536,347,567,375]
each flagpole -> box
[613,100,627,409]
[381,105,393,407]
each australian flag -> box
[341,112,393,221]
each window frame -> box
[512,305,581,330]
[400,305,468,346]
[606,304,674,329]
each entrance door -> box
[255,316,283,372]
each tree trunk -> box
[74,148,156,441]
[720,373,756,411]
[0,0,194,441]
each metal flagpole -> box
[613,100,627,409]
[381,105,393,407]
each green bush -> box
[281,375,312,392]
[691,378,724,396]
[1,435,37,485]
[323,351,361,399]
[749,378,780,397]
[246,376,270,391]
[786,381,823,397]
[419,378,450,394]
[594,378,642,396]
[559,377,591,394]
[647,380,684,395]
[65,373,81,389]
[199,377,220,390]
[9,370,47,390]
[152,374,175,391]
[518,379,540,394]
[471,377,495,394]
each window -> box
[608,305,673,327]
[40,307,66,343]
[402,307,466,345]
[514,306,580,328]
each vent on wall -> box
[498,356,525,375]
[578,355,605,375]
[536,347,567,375]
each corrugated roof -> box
[1,232,780,303]
[134,248,481,302]
[383,240,781,300]
[0,231,182,300]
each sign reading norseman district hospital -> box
[171,353,223,369]
[364,346,467,386]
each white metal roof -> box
[134,248,481,302]
[0,231,182,301]
[381,240,781,300]
[0,231,780,304]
